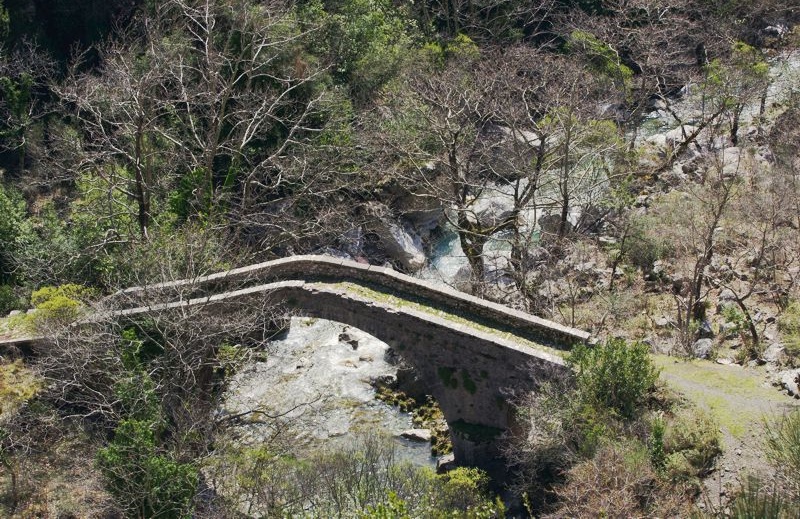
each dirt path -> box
[654,356,799,506]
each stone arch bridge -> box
[6,256,591,472]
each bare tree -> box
[640,163,738,351]
[158,0,328,216]
[27,262,286,515]
[366,43,514,291]
[0,40,56,177]
[57,27,177,240]
[57,0,346,251]
[364,41,627,299]
[409,0,560,43]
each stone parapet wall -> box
[109,255,591,349]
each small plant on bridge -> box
[12,284,95,333]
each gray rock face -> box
[698,320,714,339]
[436,453,456,474]
[719,147,744,178]
[692,338,714,359]
[403,208,444,241]
[400,429,432,442]
[472,198,515,230]
[338,331,360,349]
[648,97,668,111]
[365,203,426,272]
[646,125,699,153]
[762,343,786,364]
[654,315,673,328]
[717,288,739,314]
[762,24,789,39]
[538,213,571,236]
[777,368,800,398]
[382,221,426,271]
[370,373,397,388]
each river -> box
[220,316,436,467]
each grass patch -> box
[653,355,795,439]
[0,359,40,418]
[0,316,11,336]
[0,315,27,339]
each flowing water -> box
[220,316,435,467]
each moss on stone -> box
[0,359,40,418]
[375,386,417,412]
[323,281,564,358]
[438,366,458,389]
[411,396,452,455]
[461,369,477,394]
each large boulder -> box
[471,197,515,229]
[762,343,786,365]
[436,453,457,473]
[692,338,714,359]
[365,202,426,272]
[400,429,432,442]
[498,125,541,147]
[383,221,426,271]
[538,213,570,236]
[645,125,699,153]
[664,125,698,145]
[776,368,800,398]
[403,208,444,242]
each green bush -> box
[567,30,633,89]
[778,301,800,360]
[765,408,800,496]
[437,467,492,511]
[649,415,667,473]
[625,214,674,272]
[662,407,721,483]
[209,434,501,518]
[29,284,94,307]
[569,337,660,419]
[23,284,94,332]
[97,419,198,519]
[0,184,32,285]
[362,492,411,519]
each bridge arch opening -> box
[221,316,438,467]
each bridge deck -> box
[108,255,591,349]
[1,255,590,359]
[322,280,567,360]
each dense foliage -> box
[569,337,659,419]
